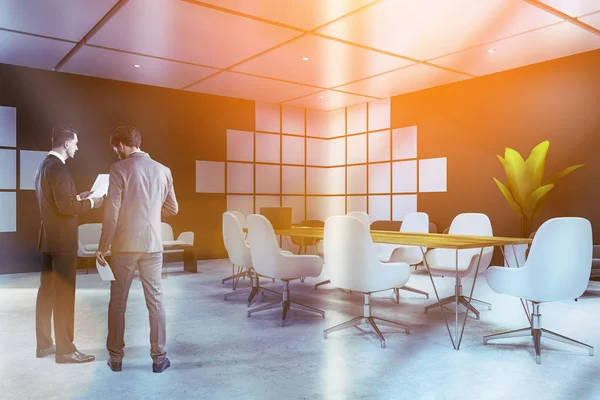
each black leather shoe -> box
[107,359,122,372]
[36,345,56,358]
[55,351,95,364]
[152,357,170,373]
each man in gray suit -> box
[95,126,178,373]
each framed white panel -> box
[0,192,16,232]
[419,158,447,193]
[347,134,366,165]
[368,195,391,222]
[306,196,345,222]
[227,162,253,193]
[282,166,305,195]
[196,161,225,193]
[328,108,346,138]
[255,133,280,163]
[347,165,366,194]
[306,167,328,194]
[368,98,390,131]
[306,109,328,138]
[282,105,305,135]
[255,164,280,194]
[256,102,280,133]
[256,195,281,213]
[282,196,305,224]
[368,163,391,194]
[306,138,328,166]
[368,130,391,162]
[282,135,304,165]
[392,195,418,221]
[392,160,417,193]
[227,130,253,162]
[0,106,17,147]
[19,150,47,190]
[0,149,17,189]
[328,137,346,166]
[227,195,254,216]
[347,195,367,213]
[393,126,417,160]
[347,102,367,135]
[327,167,346,195]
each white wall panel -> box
[306,109,328,138]
[327,167,346,195]
[328,108,346,138]
[196,160,225,193]
[255,164,280,194]
[392,160,417,193]
[368,195,391,222]
[227,130,254,161]
[0,106,16,147]
[282,105,305,135]
[347,102,367,134]
[0,192,16,232]
[306,138,328,166]
[306,196,345,221]
[282,166,305,194]
[256,102,280,133]
[368,98,390,131]
[282,135,304,165]
[227,162,254,193]
[347,165,366,194]
[347,195,366,213]
[393,126,417,160]
[227,195,254,216]
[368,129,390,162]
[0,149,16,189]
[347,134,366,164]
[392,195,418,221]
[328,137,346,166]
[419,157,447,192]
[368,162,390,194]
[306,167,328,194]
[20,150,47,190]
[282,195,305,224]
[255,133,280,163]
[255,195,280,212]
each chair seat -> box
[486,266,555,303]
[278,254,323,280]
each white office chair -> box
[379,212,430,301]
[323,216,411,348]
[78,223,106,274]
[483,217,594,364]
[221,211,250,287]
[246,214,325,326]
[423,213,494,319]
[222,212,279,305]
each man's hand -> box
[95,250,108,267]
[78,191,93,199]
[91,196,104,208]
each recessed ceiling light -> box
[487,49,496,53]
[133,64,141,68]
[302,57,309,61]
[318,96,324,99]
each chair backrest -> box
[400,212,429,233]
[346,211,370,228]
[449,213,494,270]
[524,217,592,300]
[247,214,283,278]
[324,216,379,291]
[291,220,324,246]
[79,223,102,245]
[228,211,247,229]
[161,222,175,241]
[429,222,438,233]
[222,212,252,267]
[370,220,402,231]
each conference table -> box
[273,226,532,350]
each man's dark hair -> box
[110,126,142,148]
[51,125,78,148]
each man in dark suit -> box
[96,126,178,373]
[34,125,104,364]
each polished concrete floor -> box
[1,259,599,400]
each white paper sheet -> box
[90,174,110,198]
[96,258,115,281]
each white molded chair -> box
[483,217,594,364]
[221,211,250,286]
[78,223,106,273]
[246,214,325,326]
[423,213,494,319]
[222,212,279,304]
[379,212,431,301]
[323,216,411,348]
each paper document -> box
[96,259,115,281]
[90,174,109,198]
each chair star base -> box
[424,279,491,320]
[224,270,281,306]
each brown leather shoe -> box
[55,351,95,364]
[152,357,170,373]
[107,359,122,372]
[36,345,56,358]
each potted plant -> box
[493,141,584,237]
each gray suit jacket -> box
[99,151,178,253]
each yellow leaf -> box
[493,178,522,218]
[504,148,529,205]
[544,164,585,186]
[525,141,549,189]
[522,184,554,218]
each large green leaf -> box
[525,141,549,189]
[493,178,522,217]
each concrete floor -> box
[1,259,599,400]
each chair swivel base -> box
[393,286,429,302]
[483,303,593,364]
[424,294,491,320]
[323,293,410,348]
[247,281,324,327]
[224,273,281,306]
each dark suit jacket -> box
[34,154,92,253]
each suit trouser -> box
[107,252,166,362]
[36,252,78,355]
